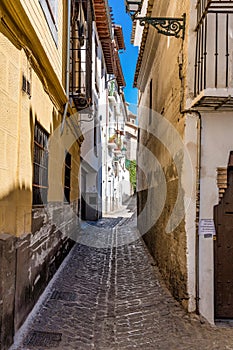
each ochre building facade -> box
[0,1,82,348]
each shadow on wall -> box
[0,186,76,350]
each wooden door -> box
[214,153,233,319]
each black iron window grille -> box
[22,74,31,97]
[70,0,92,110]
[194,0,233,97]
[33,122,49,205]
[64,151,71,203]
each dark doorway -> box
[214,151,233,319]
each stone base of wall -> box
[14,231,74,332]
[137,189,189,310]
[0,233,16,350]
[0,204,79,349]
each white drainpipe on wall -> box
[181,108,202,315]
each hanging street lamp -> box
[125,0,186,39]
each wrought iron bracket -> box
[136,13,186,39]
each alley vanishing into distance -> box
[3,0,233,349]
[10,197,233,350]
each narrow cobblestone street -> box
[10,207,233,350]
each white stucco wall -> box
[199,111,233,323]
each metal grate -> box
[22,74,31,97]
[64,152,71,204]
[50,290,77,301]
[33,122,49,205]
[23,330,62,347]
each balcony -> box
[69,0,92,111]
[193,0,233,110]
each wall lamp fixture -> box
[125,0,186,39]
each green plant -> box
[126,159,136,192]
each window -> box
[64,152,71,203]
[70,0,92,108]
[22,74,31,98]
[39,0,58,44]
[33,122,49,205]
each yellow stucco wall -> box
[21,0,63,81]
[0,0,81,237]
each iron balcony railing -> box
[194,0,233,98]
[196,0,233,24]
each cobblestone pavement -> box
[86,217,124,228]
[10,211,233,350]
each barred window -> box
[64,152,71,203]
[33,122,49,205]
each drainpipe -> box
[181,108,202,315]
[61,0,72,135]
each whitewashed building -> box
[78,0,129,219]
[125,110,138,162]
[103,78,132,213]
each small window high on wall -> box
[33,122,49,205]
[39,0,58,44]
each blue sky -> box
[109,0,138,114]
